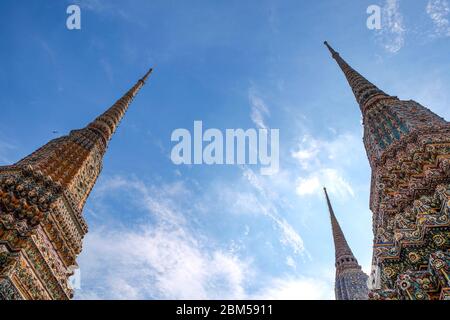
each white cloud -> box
[291,135,320,170]
[426,0,450,37]
[75,175,337,300]
[292,133,362,169]
[291,133,361,199]
[286,256,296,269]
[253,276,334,300]
[93,176,189,226]
[274,214,306,255]
[77,175,251,299]
[76,225,249,299]
[295,175,320,196]
[214,182,306,254]
[248,89,270,129]
[376,0,406,53]
[295,168,354,198]
[221,189,263,216]
[241,167,306,255]
[77,223,332,300]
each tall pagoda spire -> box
[323,41,389,114]
[324,41,447,169]
[324,187,355,261]
[87,68,153,145]
[323,188,368,300]
[324,41,450,300]
[0,68,152,300]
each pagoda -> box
[324,187,369,300]
[0,68,152,299]
[324,41,450,300]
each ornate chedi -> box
[0,68,153,300]
[324,187,369,300]
[324,41,450,300]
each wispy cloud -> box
[78,221,332,300]
[241,167,306,255]
[376,0,406,53]
[426,0,450,37]
[248,88,270,129]
[76,174,333,299]
[286,256,296,269]
[295,168,354,198]
[77,175,250,299]
[291,135,320,170]
[77,225,249,299]
[253,276,334,300]
[291,133,361,199]
[92,176,188,226]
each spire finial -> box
[323,186,335,218]
[324,41,339,57]
[141,67,153,83]
[87,68,153,145]
[323,41,388,112]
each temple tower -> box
[0,68,152,300]
[324,187,369,300]
[325,41,450,300]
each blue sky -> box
[0,0,449,299]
